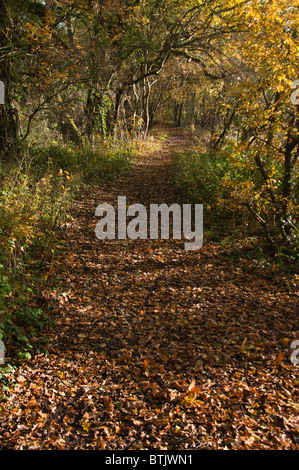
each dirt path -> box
[0,128,298,450]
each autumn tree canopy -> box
[0,0,298,247]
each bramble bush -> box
[174,146,298,257]
[174,148,252,236]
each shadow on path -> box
[0,127,297,450]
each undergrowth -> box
[174,148,298,269]
[174,148,247,234]
[0,141,132,365]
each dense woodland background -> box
[1,0,298,240]
[0,1,298,449]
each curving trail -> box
[0,128,298,450]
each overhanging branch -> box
[172,50,226,79]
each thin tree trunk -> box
[0,0,20,158]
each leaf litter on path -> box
[0,128,298,450]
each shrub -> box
[174,148,244,234]
[174,146,298,254]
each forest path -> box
[0,127,298,450]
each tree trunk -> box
[0,0,20,159]
[174,102,183,127]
